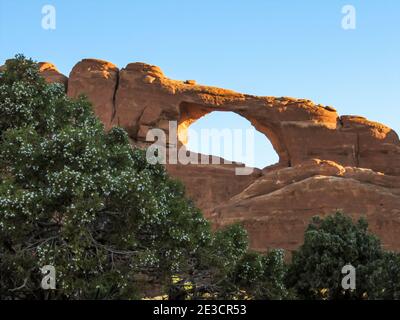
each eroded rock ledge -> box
[31,58,400,252]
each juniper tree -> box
[285,212,398,300]
[0,55,292,300]
[0,55,218,299]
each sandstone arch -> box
[178,106,280,169]
[34,58,400,253]
[178,101,286,168]
[39,58,400,176]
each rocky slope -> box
[28,58,400,253]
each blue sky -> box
[1,0,399,168]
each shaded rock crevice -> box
[111,68,120,125]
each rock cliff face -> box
[37,59,400,253]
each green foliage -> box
[285,212,400,300]
[226,249,292,299]
[0,55,291,301]
[2,56,398,301]
[0,55,212,299]
[366,251,400,299]
[169,225,291,300]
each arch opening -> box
[178,103,280,169]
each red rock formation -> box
[38,62,68,88]
[34,58,400,253]
[212,159,400,252]
[68,59,119,130]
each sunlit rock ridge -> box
[33,58,400,252]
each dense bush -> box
[0,55,214,299]
[0,55,292,300]
[225,249,292,299]
[286,212,400,300]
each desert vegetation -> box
[1,56,399,300]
